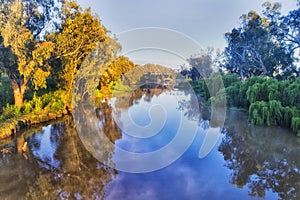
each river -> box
[0,88,299,200]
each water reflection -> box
[96,99,122,143]
[29,124,63,170]
[75,87,200,173]
[26,120,117,199]
[0,152,38,199]
[0,90,300,199]
[0,118,117,199]
[219,110,300,199]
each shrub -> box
[209,88,227,107]
[239,76,267,108]
[198,80,210,100]
[0,77,14,109]
[292,117,300,134]
[266,80,280,101]
[249,101,269,125]
[225,82,241,107]
[221,73,240,88]
[50,101,64,112]
[2,104,22,118]
[285,79,300,108]
[32,93,43,111]
[48,91,67,112]
[268,100,283,126]
[279,80,292,107]
[22,101,33,114]
[282,107,297,127]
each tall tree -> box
[263,1,300,76]
[224,11,294,80]
[48,0,114,105]
[0,0,54,106]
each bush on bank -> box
[191,73,300,134]
[0,90,68,139]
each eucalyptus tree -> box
[0,0,55,106]
[262,1,300,77]
[47,1,120,106]
[224,11,293,80]
[264,1,300,55]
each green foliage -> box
[268,100,283,126]
[0,0,55,106]
[50,100,64,112]
[222,73,240,88]
[247,83,265,103]
[2,104,22,119]
[239,76,267,108]
[0,76,14,109]
[48,1,112,105]
[1,90,67,122]
[32,93,43,111]
[209,88,227,107]
[22,101,33,114]
[249,100,299,129]
[246,79,281,103]
[198,73,300,134]
[278,80,292,106]
[292,117,300,134]
[112,80,133,95]
[45,91,66,112]
[249,101,269,125]
[263,79,278,101]
[191,80,210,100]
[282,107,298,127]
[285,79,300,108]
[225,82,242,107]
[224,9,297,79]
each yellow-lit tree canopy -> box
[0,0,54,106]
[47,1,110,104]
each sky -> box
[77,0,299,68]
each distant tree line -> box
[183,1,300,81]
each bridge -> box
[139,72,176,88]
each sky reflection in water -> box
[1,89,299,199]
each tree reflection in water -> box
[219,110,300,200]
[26,117,118,199]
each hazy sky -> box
[77,0,298,68]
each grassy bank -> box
[0,90,69,139]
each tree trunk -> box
[13,89,25,107]
[10,78,26,107]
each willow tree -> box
[0,0,54,106]
[48,0,113,106]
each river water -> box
[0,89,300,200]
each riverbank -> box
[0,109,69,140]
[189,74,300,135]
[0,89,71,140]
